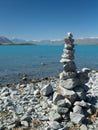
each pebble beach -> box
[0,70,98,130]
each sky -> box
[0,0,98,40]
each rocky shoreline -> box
[0,33,98,130]
[0,69,98,130]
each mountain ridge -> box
[0,36,98,45]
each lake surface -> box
[0,45,98,84]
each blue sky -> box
[0,0,98,40]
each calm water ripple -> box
[0,45,98,84]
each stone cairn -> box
[49,33,96,128]
[59,32,78,89]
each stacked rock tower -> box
[59,32,77,81]
[59,32,79,90]
[48,33,96,127]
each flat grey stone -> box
[53,92,64,105]
[61,55,74,60]
[40,84,54,96]
[39,117,49,121]
[16,105,24,114]
[57,107,69,114]
[63,49,74,55]
[62,53,73,58]
[34,89,40,96]
[80,124,88,130]
[77,71,89,84]
[49,121,61,130]
[57,86,77,103]
[87,108,94,115]
[21,120,29,127]
[49,110,61,121]
[70,112,85,124]
[60,58,72,63]
[64,98,72,108]
[73,105,83,114]
[82,68,91,73]
[63,61,76,71]
[59,71,76,80]
[7,124,16,129]
[74,100,90,108]
[27,107,35,113]
[93,117,98,124]
[57,99,66,107]
[21,115,32,122]
[59,78,78,90]
[10,90,18,95]
[1,91,10,97]
[1,87,9,93]
[74,86,86,100]
[64,43,74,50]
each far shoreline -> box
[0,43,98,46]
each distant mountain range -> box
[0,36,98,45]
[0,36,13,45]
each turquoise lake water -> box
[0,45,98,84]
